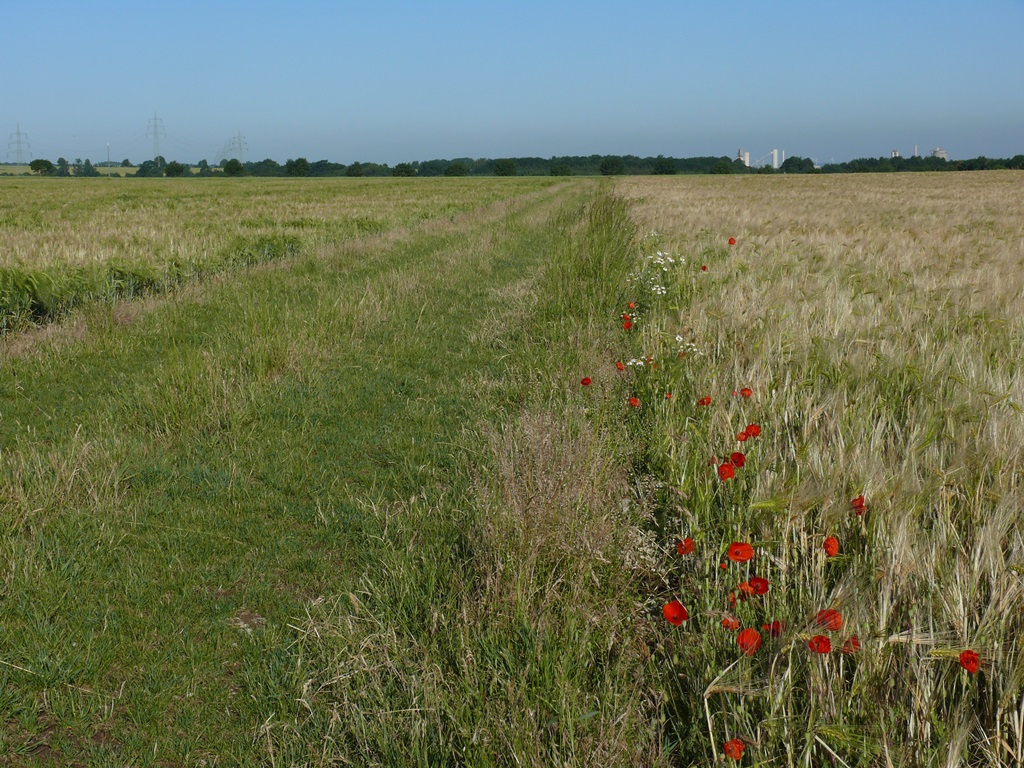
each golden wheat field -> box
[611,171,1024,764]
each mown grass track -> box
[0,178,658,766]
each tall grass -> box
[615,172,1024,765]
[271,187,668,766]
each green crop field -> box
[1,173,1022,766]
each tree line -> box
[17,152,1024,178]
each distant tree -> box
[709,159,734,174]
[196,159,212,176]
[652,155,676,175]
[76,158,100,177]
[164,161,187,177]
[223,158,244,176]
[599,156,625,176]
[780,156,815,174]
[29,159,55,176]
[550,162,572,176]
[417,160,447,176]
[1009,155,1024,170]
[444,162,468,177]
[356,162,390,177]
[392,162,417,177]
[756,164,776,174]
[285,157,312,176]
[310,159,347,176]
[959,156,1001,171]
[245,158,283,176]
[56,158,71,177]
[346,161,364,177]
[135,156,167,177]
[493,158,517,176]
[121,158,132,167]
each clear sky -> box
[3,0,1022,166]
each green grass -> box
[1,179,664,765]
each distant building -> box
[891,149,901,158]
[931,147,948,160]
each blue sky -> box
[3,0,1022,165]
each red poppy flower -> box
[615,361,625,371]
[737,628,762,656]
[622,313,631,321]
[628,301,636,309]
[580,377,592,387]
[727,542,754,563]
[719,561,728,570]
[851,495,866,515]
[740,387,753,398]
[808,635,832,654]
[823,536,839,557]
[728,237,737,246]
[959,649,980,674]
[724,738,745,760]
[698,396,712,406]
[628,396,640,408]
[815,609,843,631]
[677,537,695,556]
[763,620,784,637]
[718,463,736,481]
[737,431,748,442]
[749,576,769,595]
[738,581,756,596]
[663,600,688,626]
[730,451,746,467]
[721,615,740,630]
[701,264,708,271]
[622,320,633,330]
[745,424,761,437]
[732,390,739,396]
[843,635,861,654]
[664,392,672,399]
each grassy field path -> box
[0,180,605,764]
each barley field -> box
[612,171,1024,765]
[0,172,1021,766]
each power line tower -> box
[7,123,31,164]
[228,130,247,162]
[145,112,166,159]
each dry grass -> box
[0,176,562,332]
[0,176,555,270]
[613,172,1024,764]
